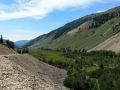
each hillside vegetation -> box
[23,6,120,90]
[23,6,120,53]
[29,48,120,90]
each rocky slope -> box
[88,32,120,53]
[0,44,17,55]
[0,56,54,90]
[8,54,68,90]
[0,45,68,90]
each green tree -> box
[0,35,3,44]
[100,63,104,69]
[6,40,14,49]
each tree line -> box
[17,48,29,54]
[30,48,120,90]
[0,35,14,49]
[89,10,120,29]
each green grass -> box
[29,49,73,63]
[84,66,99,73]
[30,16,120,50]
[91,78,100,90]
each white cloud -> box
[97,10,104,13]
[98,0,120,3]
[0,0,119,21]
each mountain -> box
[23,6,120,52]
[15,40,28,48]
[22,34,46,48]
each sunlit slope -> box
[88,32,120,53]
[0,44,17,54]
[23,6,120,52]
[31,16,120,50]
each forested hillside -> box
[23,6,120,52]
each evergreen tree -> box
[0,35,3,44]
[100,63,104,69]
[6,40,14,49]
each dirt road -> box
[0,54,19,57]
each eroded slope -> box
[0,56,54,90]
[8,54,67,90]
[88,32,120,53]
[0,44,17,55]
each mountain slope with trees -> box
[23,6,120,52]
[0,35,16,54]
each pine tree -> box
[6,40,14,49]
[0,35,3,44]
[100,63,104,69]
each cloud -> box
[0,0,119,21]
[98,0,120,3]
[97,10,104,13]
[14,30,32,33]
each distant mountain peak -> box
[15,40,29,48]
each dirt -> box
[0,45,68,90]
[7,54,68,90]
[88,33,120,53]
[0,44,17,55]
[67,22,87,35]
[0,56,54,90]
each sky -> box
[0,0,120,42]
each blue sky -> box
[0,0,120,42]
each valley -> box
[29,48,120,90]
[22,6,120,90]
[0,5,120,90]
[23,6,120,53]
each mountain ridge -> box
[15,40,28,48]
[23,6,120,53]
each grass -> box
[84,66,99,73]
[30,16,120,51]
[29,49,73,63]
[91,78,100,90]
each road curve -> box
[0,54,20,57]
